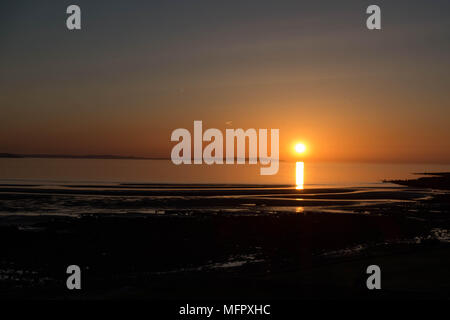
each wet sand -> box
[0,178,450,299]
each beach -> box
[1,175,450,299]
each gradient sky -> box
[1,0,449,162]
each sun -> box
[295,143,307,154]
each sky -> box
[1,0,449,162]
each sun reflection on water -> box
[296,161,304,190]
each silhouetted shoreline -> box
[0,153,164,160]
[384,172,450,190]
[0,153,284,162]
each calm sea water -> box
[1,159,450,188]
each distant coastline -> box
[0,153,167,160]
[0,153,283,162]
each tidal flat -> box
[0,177,449,299]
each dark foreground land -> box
[385,172,450,190]
[1,174,450,299]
